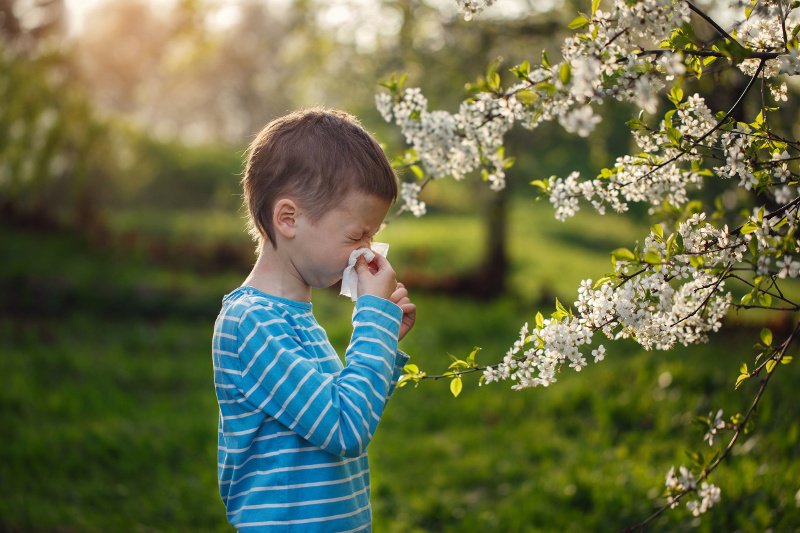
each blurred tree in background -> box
[3,0,599,292]
[0,0,113,231]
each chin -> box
[315,276,342,290]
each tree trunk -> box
[473,185,509,297]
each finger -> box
[368,253,392,272]
[390,286,408,302]
[400,302,416,316]
[354,256,369,273]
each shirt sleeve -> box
[389,350,411,396]
[234,295,403,458]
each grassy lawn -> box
[3,204,800,531]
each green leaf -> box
[403,363,420,374]
[409,164,424,179]
[752,110,765,128]
[668,85,684,105]
[663,109,675,130]
[666,127,682,146]
[591,0,601,15]
[760,328,773,346]
[530,179,549,192]
[552,298,568,321]
[535,311,544,329]
[674,232,685,253]
[766,359,777,373]
[559,62,572,85]
[735,373,749,389]
[685,450,703,467]
[487,72,501,91]
[516,89,538,105]
[378,72,409,92]
[741,221,759,234]
[665,233,676,258]
[715,38,749,64]
[535,333,545,349]
[534,81,557,94]
[651,223,664,240]
[611,248,636,261]
[450,377,463,398]
[593,276,614,289]
[739,362,748,375]
[568,14,589,29]
[626,117,648,131]
[782,355,794,365]
[643,251,661,264]
[512,60,530,79]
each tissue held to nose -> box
[340,242,389,301]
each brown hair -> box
[242,108,397,251]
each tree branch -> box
[625,319,800,531]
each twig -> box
[685,1,737,43]
[669,263,732,327]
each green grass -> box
[3,292,799,531]
[0,316,226,531]
[3,208,800,531]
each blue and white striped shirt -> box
[212,286,408,531]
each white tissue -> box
[340,242,389,301]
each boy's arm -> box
[232,295,402,458]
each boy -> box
[212,108,416,531]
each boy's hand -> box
[389,282,416,341]
[355,254,396,301]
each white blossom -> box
[559,105,602,137]
[399,181,426,217]
[658,52,686,80]
[634,77,659,114]
[375,93,393,122]
[777,255,800,279]
[693,482,722,515]
[779,48,800,76]
[591,344,606,362]
[703,409,726,446]
[455,0,496,20]
[770,82,789,102]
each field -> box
[2,201,800,532]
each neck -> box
[241,242,311,303]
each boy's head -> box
[242,108,397,252]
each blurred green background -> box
[2,0,799,531]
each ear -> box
[273,198,298,240]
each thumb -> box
[354,256,369,273]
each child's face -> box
[291,190,391,289]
